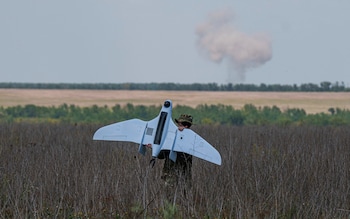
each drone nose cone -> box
[164,100,171,108]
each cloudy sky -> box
[1,0,349,85]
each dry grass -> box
[1,123,350,218]
[1,89,350,114]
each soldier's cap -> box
[175,114,193,126]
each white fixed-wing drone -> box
[93,100,221,165]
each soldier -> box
[145,114,193,198]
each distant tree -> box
[285,108,306,122]
[300,83,319,91]
[328,108,335,115]
[320,81,331,91]
[332,81,346,91]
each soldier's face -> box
[178,123,189,131]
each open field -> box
[1,123,350,218]
[1,89,350,114]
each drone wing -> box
[161,121,221,165]
[176,129,221,165]
[92,116,164,156]
[93,119,147,144]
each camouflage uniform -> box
[158,150,192,189]
[158,114,194,198]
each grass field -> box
[1,89,350,114]
[1,123,350,218]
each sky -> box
[1,0,349,85]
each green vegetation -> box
[0,81,349,91]
[1,103,350,126]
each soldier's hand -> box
[144,143,152,148]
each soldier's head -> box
[175,114,193,129]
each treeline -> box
[0,81,349,91]
[1,103,349,126]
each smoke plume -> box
[196,9,272,82]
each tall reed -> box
[0,123,349,218]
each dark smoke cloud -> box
[196,9,272,82]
